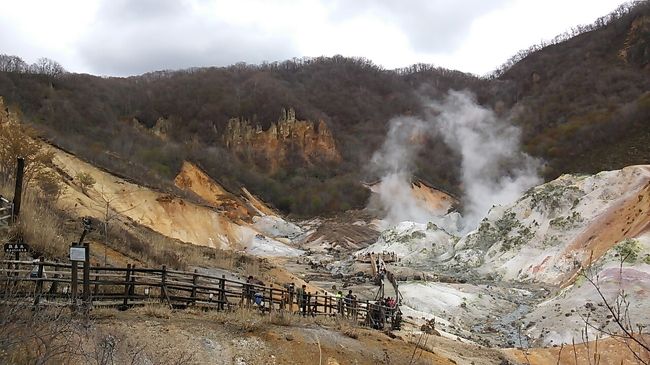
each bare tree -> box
[96,187,139,266]
[0,286,81,364]
[575,251,650,364]
[0,54,28,73]
[29,57,66,77]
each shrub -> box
[136,303,173,319]
[75,172,95,194]
[615,239,641,263]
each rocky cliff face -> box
[151,117,171,140]
[223,108,341,171]
[619,14,650,68]
[129,117,171,140]
[174,161,255,223]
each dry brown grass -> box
[201,307,296,332]
[15,194,68,258]
[99,219,269,274]
[0,104,70,260]
[1,176,271,277]
[88,307,117,320]
[335,317,360,339]
[133,303,174,319]
[0,296,82,365]
[0,180,70,260]
[191,306,361,338]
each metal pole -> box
[12,157,24,220]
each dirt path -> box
[88,309,460,365]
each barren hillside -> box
[51,145,302,257]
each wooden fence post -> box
[82,242,90,305]
[326,295,330,314]
[280,289,285,310]
[269,285,274,310]
[160,265,167,303]
[12,257,19,286]
[32,257,44,305]
[219,275,226,310]
[93,269,100,297]
[12,157,24,220]
[191,269,198,305]
[123,264,132,307]
[71,260,78,308]
[129,265,136,298]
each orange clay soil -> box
[504,336,650,365]
[559,169,650,287]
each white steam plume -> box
[370,117,439,226]
[371,90,541,232]
[429,91,541,230]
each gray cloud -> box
[100,0,185,24]
[78,0,297,76]
[0,0,626,77]
[0,18,36,63]
[327,0,511,53]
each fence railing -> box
[0,196,13,226]
[0,260,400,329]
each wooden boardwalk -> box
[356,252,397,264]
[0,259,400,329]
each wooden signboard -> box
[4,242,30,253]
[69,246,86,261]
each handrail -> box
[0,260,401,329]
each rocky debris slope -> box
[451,165,650,285]
[299,219,380,254]
[174,160,256,222]
[366,179,458,223]
[357,221,456,267]
[355,165,650,347]
[297,181,458,255]
[52,147,302,257]
[174,160,303,243]
[521,231,650,346]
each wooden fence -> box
[0,260,401,330]
[0,196,13,227]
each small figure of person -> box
[254,292,264,312]
[243,275,254,306]
[287,282,295,311]
[336,290,344,315]
[311,292,318,317]
[345,290,354,317]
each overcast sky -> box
[0,0,628,77]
